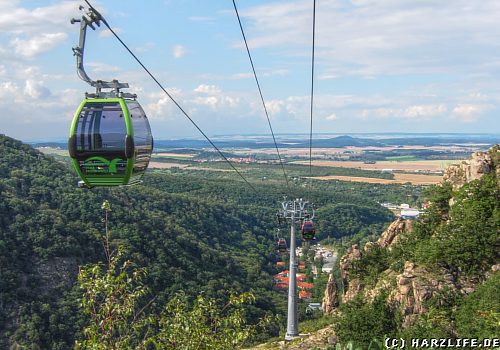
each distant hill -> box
[30,134,500,151]
[293,135,382,148]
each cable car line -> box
[309,0,316,181]
[232,0,290,190]
[82,0,258,194]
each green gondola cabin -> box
[68,97,153,188]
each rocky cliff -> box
[323,145,500,329]
[322,273,339,315]
[376,218,412,249]
[443,147,500,190]
[322,217,413,315]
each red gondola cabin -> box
[277,238,287,253]
[301,220,316,241]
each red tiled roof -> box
[296,274,306,281]
[298,282,314,290]
[299,290,312,299]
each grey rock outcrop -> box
[322,273,339,315]
[339,244,363,302]
[443,151,493,190]
[389,261,456,328]
[376,218,412,249]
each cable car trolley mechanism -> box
[68,5,153,188]
[277,199,317,241]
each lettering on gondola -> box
[81,156,124,174]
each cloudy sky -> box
[1,0,500,141]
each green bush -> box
[333,294,396,348]
[455,272,500,339]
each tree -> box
[75,250,150,350]
[75,253,270,350]
[75,202,271,349]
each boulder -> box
[377,218,412,249]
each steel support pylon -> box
[277,198,315,341]
[285,212,298,339]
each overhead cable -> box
[232,0,290,189]
[309,0,316,179]
[83,0,258,193]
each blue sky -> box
[1,0,500,141]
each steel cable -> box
[232,0,290,189]
[84,0,258,194]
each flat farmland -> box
[154,152,196,158]
[242,145,479,157]
[311,173,443,185]
[292,159,460,172]
[148,162,234,172]
[148,162,189,169]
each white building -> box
[400,208,421,219]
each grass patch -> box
[299,315,335,333]
[385,155,417,161]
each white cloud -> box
[238,0,500,78]
[99,27,123,38]
[264,100,284,116]
[173,44,187,59]
[194,84,221,94]
[402,104,447,119]
[23,80,51,99]
[146,96,175,119]
[11,32,68,58]
[135,42,156,53]
[193,96,219,110]
[189,84,242,112]
[0,81,19,98]
[86,62,121,73]
[0,1,75,34]
[192,95,240,111]
[145,89,185,120]
[361,104,447,120]
[325,113,338,121]
[452,104,493,122]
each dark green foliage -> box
[317,204,394,240]
[0,135,398,348]
[455,272,500,339]
[333,294,397,349]
[410,175,499,275]
[350,244,390,287]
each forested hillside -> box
[0,134,397,349]
[0,135,277,348]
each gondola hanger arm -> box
[71,5,129,94]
